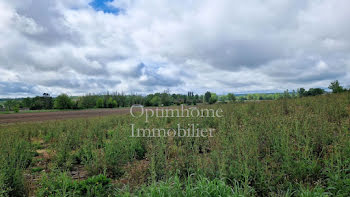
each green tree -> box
[22,97,32,108]
[308,88,325,96]
[150,96,161,106]
[283,90,291,98]
[160,92,172,106]
[54,94,73,109]
[329,80,345,93]
[112,100,118,108]
[209,97,218,104]
[4,100,20,111]
[14,105,19,113]
[297,88,306,97]
[106,97,117,108]
[247,94,254,100]
[204,91,211,103]
[96,98,104,108]
[4,100,12,111]
[208,93,218,104]
[227,93,236,102]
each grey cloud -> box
[139,64,183,87]
[12,0,82,46]
[217,80,259,88]
[261,58,346,84]
[1,0,350,96]
[0,81,39,96]
[27,78,120,90]
[198,39,285,70]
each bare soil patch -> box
[0,108,132,124]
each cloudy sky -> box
[0,0,350,97]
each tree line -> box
[0,80,348,112]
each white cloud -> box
[0,0,349,97]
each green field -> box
[1,93,349,196]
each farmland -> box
[0,108,133,124]
[0,92,349,196]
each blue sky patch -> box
[89,0,120,14]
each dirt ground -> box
[0,108,134,124]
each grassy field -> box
[0,93,349,196]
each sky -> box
[0,0,350,97]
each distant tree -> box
[308,88,325,96]
[72,100,80,109]
[42,96,54,109]
[297,88,306,97]
[144,94,154,106]
[192,99,197,105]
[112,100,118,108]
[106,97,117,108]
[209,96,218,104]
[329,80,345,93]
[30,97,44,110]
[28,95,53,110]
[22,97,32,108]
[298,88,325,97]
[54,94,73,109]
[283,90,291,98]
[161,92,172,106]
[150,96,161,106]
[4,100,21,111]
[96,98,104,108]
[4,101,12,111]
[247,94,254,100]
[204,91,211,103]
[78,94,99,109]
[227,93,236,102]
[219,95,227,102]
[208,93,218,104]
[239,97,247,102]
[14,105,19,113]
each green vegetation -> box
[329,80,346,93]
[54,94,73,109]
[1,81,348,113]
[37,173,113,197]
[0,91,349,196]
[297,88,325,97]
